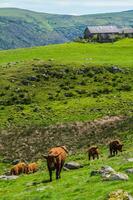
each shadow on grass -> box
[41,179,50,184]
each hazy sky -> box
[0,0,133,15]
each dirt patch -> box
[0,115,131,160]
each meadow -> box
[0,39,133,199]
[0,129,133,200]
[0,39,133,67]
[0,39,133,128]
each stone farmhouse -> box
[84,25,133,42]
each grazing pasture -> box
[0,39,133,67]
[0,39,133,128]
[0,39,133,199]
[0,131,133,200]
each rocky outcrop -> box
[125,169,133,174]
[127,158,133,162]
[90,166,129,181]
[102,172,128,181]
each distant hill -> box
[0,8,133,49]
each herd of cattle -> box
[9,139,123,182]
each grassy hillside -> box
[0,8,133,49]
[0,30,133,200]
[0,39,133,128]
[0,38,133,66]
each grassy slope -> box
[0,8,133,49]
[0,39,133,66]
[0,130,133,200]
[0,38,133,200]
[0,39,133,127]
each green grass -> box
[0,39,133,128]
[0,39,133,67]
[0,36,133,200]
[0,131,133,200]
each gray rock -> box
[127,158,133,162]
[90,166,115,176]
[102,172,128,181]
[64,161,83,170]
[0,175,19,180]
[129,195,133,200]
[125,168,133,174]
[90,165,128,181]
[100,166,115,175]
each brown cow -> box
[109,140,123,156]
[10,162,27,175]
[26,162,38,174]
[43,146,68,182]
[87,146,99,160]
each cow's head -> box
[117,144,123,152]
[42,153,61,169]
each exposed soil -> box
[0,115,132,161]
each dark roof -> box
[86,26,120,34]
[122,28,133,33]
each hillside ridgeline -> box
[0,8,133,49]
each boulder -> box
[90,166,129,181]
[64,161,83,170]
[108,190,133,200]
[102,172,128,181]
[100,166,116,175]
[125,168,133,174]
[90,166,115,176]
[0,175,19,180]
[127,158,133,162]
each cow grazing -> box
[87,146,99,160]
[26,162,38,174]
[109,140,123,156]
[43,146,68,182]
[10,162,27,175]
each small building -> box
[84,25,120,42]
[122,28,133,38]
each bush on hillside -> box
[118,84,132,91]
